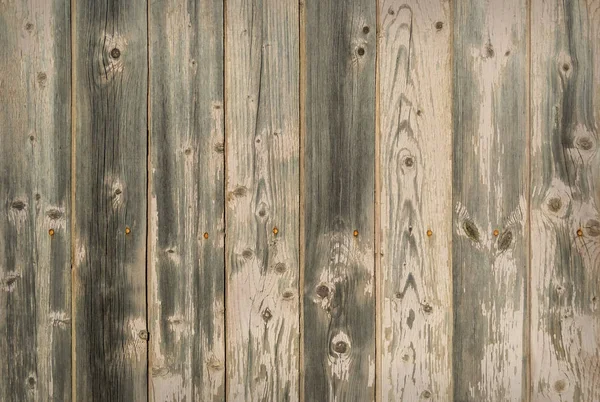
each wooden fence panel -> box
[530,0,600,399]
[0,1,71,401]
[148,1,225,401]
[72,0,148,400]
[378,0,453,400]
[452,0,529,400]
[225,0,300,400]
[302,0,376,400]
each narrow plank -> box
[72,0,148,400]
[302,0,376,399]
[452,0,529,399]
[148,1,225,400]
[0,1,71,401]
[379,0,453,400]
[530,0,600,399]
[225,0,300,400]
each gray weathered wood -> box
[148,1,225,401]
[0,1,71,401]
[72,0,148,400]
[302,0,376,400]
[530,0,600,399]
[225,0,300,400]
[452,0,529,399]
[379,1,453,400]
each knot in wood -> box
[586,220,600,237]
[110,48,121,59]
[497,231,512,251]
[462,219,479,242]
[262,308,272,322]
[421,390,432,399]
[576,136,593,151]
[11,200,26,210]
[333,341,348,354]
[274,263,287,273]
[422,303,433,314]
[362,26,370,34]
[547,197,562,212]
[435,21,443,30]
[357,47,365,56]
[316,285,329,298]
[138,330,149,340]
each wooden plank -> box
[302,0,376,399]
[0,1,71,401]
[378,1,453,400]
[530,0,600,399]
[148,1,225,400]
[225,0,300,400]
[72,0,148,400]
[452,0,529,399]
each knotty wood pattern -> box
[452,0,529,400]
[72,0,148,400]
[379,1,453,400]
[530,0,600,399]
[148,1,225,401]
[225,0,300,400]
[0,1,71,401]
[303,0,376,400]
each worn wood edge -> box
[70,0,77,399]
[223,0,229,399]
[299,0,306,400]
[145,0,151,397]
[525,0,532,398]
[449,0,455,396]
[374,1,382,401]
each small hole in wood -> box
[404,157,414,168]
[29,135,35,142]
[262,308,272,322]
[562,63,570,72]
[423,304,433,313]
[357,47,365,56]
[362,26,370,34]
[28,377,36,388]
[435,21,443,30]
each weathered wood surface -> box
[379,1,453,400]
[530,0,600,400]
[302,0,376,400]
[225,0,300,400]
[148,1,225,401]
[0,1,71,401]
[452,0,529,400]
[72,0,148,400]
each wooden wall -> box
[0,0,599,401]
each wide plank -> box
[378,0,453,400]
[0,1,71,401]
[302,0,376,400]
[225,0,300,400]
[530,0,600,399]
[452,0,529,399]
[72,0,148,399]
[148,1,225,401]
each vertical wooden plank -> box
[72,0,148,400]
[379,0,453,400]
[225,0,300,400]
[530,0,600,399]
[0,1,71,401]
[452,0,529,400]
[302,0,376,400]
[148,1,225,401]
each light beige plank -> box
[225,0,300,399]
[379,1,453,400]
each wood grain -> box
[452,0,529,399]
[225,0,300,400]
[530,0,600,399]
[72,0,148,400]
[378,1,453,400]
[148,1,225,401]
[0,1,71,401]
[302,0,376,400]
